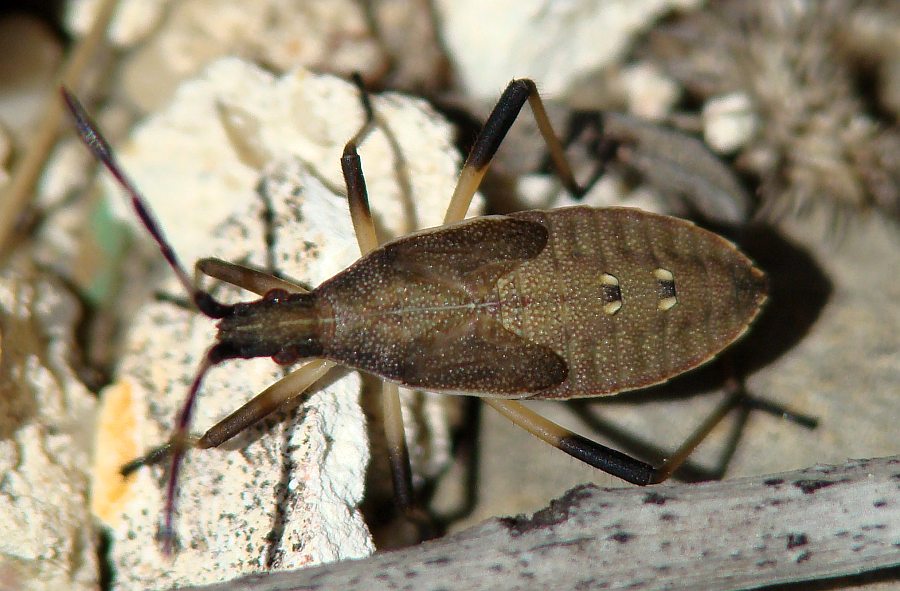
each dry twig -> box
[179,455,899,591]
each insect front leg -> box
[194,258,311,296]
[187,360,335,450]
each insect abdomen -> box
[500,207,767,399]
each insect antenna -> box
[62,88,235,553]
[60,88,230,319]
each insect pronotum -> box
[65,78,769,552]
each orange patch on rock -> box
[90,380,139,525]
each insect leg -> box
[195,257,310,295]
[196,359,334,448]
[341,83,427,524]
[342,154,421,518]
[483,399,653,485]
[342,74,380,253]
[341,141,379,254]
[485,388,746,486]
[122,361,337,478]
[380,381,426,520]
[122,357,334,553]
[443,78,579,225]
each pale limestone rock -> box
[435,0,703,99]
[0,259,98,591]
[92,58,476,589]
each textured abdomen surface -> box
[500,207,766,399]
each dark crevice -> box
[263,410,296,569]
[97,527,115,590]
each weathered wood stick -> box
[180,455,899,591]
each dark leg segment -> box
[159,350,217,554]
[341,145,379,254]
[342,75,380,255]
[342,80,428,524]
[444,78,581,224]
[484,389,748,486]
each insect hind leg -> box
[487,376,817,487]
[482,393,743,487]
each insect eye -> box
[599,273,622,315]
[264,288,291,303]
[653,268,677,311]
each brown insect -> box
[64,79,768,552]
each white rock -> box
[69,0,387,113]
[621,62,680,121]
[92,58,475,589]
[66,0,170,47]
[0,260,98,591]
[702,92,758,154]
[435,0,703,100]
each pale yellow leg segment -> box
[483,399,570,448]
[121,359,337,478]
[443,166,487,225]
[486,390,746,486]
[196,257,309,295]
[198,359,335,448]
[443,78,580,226]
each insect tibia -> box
[120,441,175,476]
[214,291,325,364]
